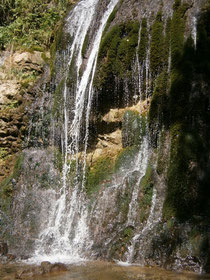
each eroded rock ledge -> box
[0,50,47,182]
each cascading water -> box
[192,16,197,49]
[29,0,120,263]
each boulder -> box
[0,81,20,106]
[50,262,68,272]
[15,266,44,279]
[15,262,68,279]
[6,254,16,261]
[41,261,52,273]
[11,51,44,72]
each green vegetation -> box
[52,78,65,118]
[54,148,63,172]
[122,110,146,148]
[139,164,154,222]
[138,18,148,64]
[110,226,134,258]
[163,123,203,220]
[162,0,210,221]
[114,146,138,171]
[150,11,165,77]
[170,0,187,71]
[94,20,140,113]
[0,148,8,160]
[82,33,89,58]
[149,71,169,127]
[117,185,131,221]
[165,17,172,63]
[85,157,114,196]
[156,131,167,175]
[96,21,139,85]
[103,5,118,36]
[0,153,24,212]
[0,0,76,50]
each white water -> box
[30,0,120,264]
[126,136,149,226]
[125,187,159,264]
[192,16,197,49]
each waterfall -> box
[123,136,149,264]
[29,0,120,263]
[192,16,197,49]
[126,137,149,226]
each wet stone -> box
[0,242,8,256]
[41,261,52,273]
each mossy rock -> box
[0,153,24,214]
[85,157,114,196]
[81,33,89,58]
[150,10,165,77]
[156,131,168,175]
[95,20,139,88]
[139,164,154,222]
[110,226,134,259]
[149,71,169,128]
[138,17,148,64]
[52,78,65,118]
[122,110,146,148]
[114,146,138,171]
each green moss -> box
[123,226,134,241]
[53,148,63,172]
[149,71,169,127]
[96,20,140,87]
[150,10,165,77]
[103,5,118,36]
[156,131,167,175]
[13,152,24,179]
[163,122,202,220]
[39,172,53,189]
[50,15,74,75]
[0,152,24,202]
[122,110,146,148]
[52,78,65,118]
[66,54,77,86]
[170,0,187,71]
[116,21,140,75]
[114,146,138,171]
[0,148,8,159]
[140,164,153,191]
[81,33,89,58]
[139,164,154,222]
[118,187,130,220]
[110,226,134,258]
[85,157,114,196]
[138,18,148,63]
[165,17,172,63]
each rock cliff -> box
[0,0,210,273]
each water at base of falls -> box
[2,261,209,280]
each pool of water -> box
[1,261,210,280]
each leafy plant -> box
[0,0,74,50]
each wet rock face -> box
[2,148,61,256]
[0,0,209,273]
[0,50,46,182]
[0,241,8,256]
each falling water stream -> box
[28,0,120,264]
[192,16,197,49]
